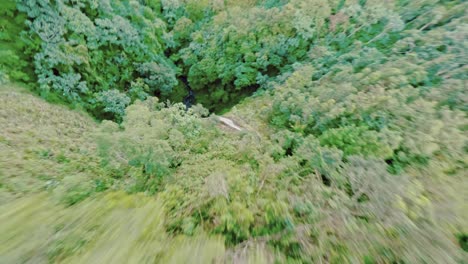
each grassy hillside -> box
[1,0,467,263]
[0,85,279,263]
[0,85,100,204]
[0,85,226,263]
[1,83,466,263]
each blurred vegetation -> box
[1,0,467,263]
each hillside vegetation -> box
[1,0,467,263]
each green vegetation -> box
[1,0,467,263]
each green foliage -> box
[95,89,131,120]
[0,0,39,83]
[174,4,310,109]
[9,0,468,118]
[2,0,468,262]
[137,61,178,95]
[96,98,210,193]
[319,125,394,158]
[17,0,177,118]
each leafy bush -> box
[96,98,210,193]
[94,89,131,120]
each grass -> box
[0,84,99,203]
[0,192,227,263]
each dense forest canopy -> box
[0,0,467,263]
